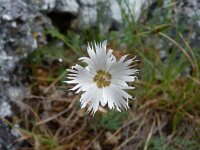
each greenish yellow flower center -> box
[93,70,112,88]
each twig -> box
[143,120,155,150]
[139,98,163,110]
[116,118,146,150]
[85,131,103,150]
[65,120,86,142]
[36,95,79,125]
[187,75,200,85]
[43,71,66,94]
[24,95,72,102]
[107,113,141,141]
[155,113,165,150]
[185,112,200,125]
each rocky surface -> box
[121,0,147,21]
[0,0,51,116]
[74,0,147,32]
[176,0,200,48]
[0,118,14,150]
[54,0,79,15]
[144,0,200,49]
[39,0,147,31]
[73,0,97,30]
[0,118,21,150]
[0,1,51,148]
[39,0,79,14]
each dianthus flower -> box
[65,41,138,115]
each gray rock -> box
[178,0,200,18]
[73,0,148,31]
[0,118,22,150]
[38,0,148,31]
[72,0,97,30]
[0,0,28,21]
[97,0,112,33]
[78,0,97,6]
[0,118,14,149]
[0,2,49,148]
[177,0,200,48]
[121,0,147,21]
[98,0,125,31]
[38,0,150,31]
[77,6,97,29]
[160,50,167,60]
[145,0,200,49]
[0,0,51,118]
[0,102,12,117]
[109,0,122,24]
[54,0,79,15]
[74,0,122,32]
[39,0,79,15]
[39,0,56,11]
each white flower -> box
[64,41,138,115]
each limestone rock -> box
[0,0,51,117]
[54,0,79,15]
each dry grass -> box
[12,67,200,150]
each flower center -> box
[93,70,112,88]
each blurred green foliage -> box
[148,137,200,150]
[95,111,128,130]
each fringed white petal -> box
[64,41,138,115]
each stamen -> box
[93,70,112,88]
